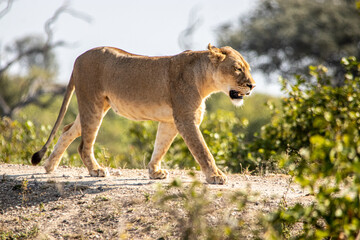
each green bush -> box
[205,93,279,142]
[263,57,360,238]
[0,117,55,164]
[0,115,145,169]
[201,110,254,172]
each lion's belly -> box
[107,97,174,122]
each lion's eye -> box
[235,67,243,73]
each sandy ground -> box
[0,164,313,239]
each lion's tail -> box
[31,74,75,165]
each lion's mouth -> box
[229,90,243,100]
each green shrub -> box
[201,110,254,172]
[0,117,55,164]
[264,57,360,238]
[206,93,279,142]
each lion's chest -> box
[107,97,174,122]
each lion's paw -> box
[149,169,169,180]
[44,165,55,174]
[205,169,227,185]
[89,168,109,177]
[44,158,58,174]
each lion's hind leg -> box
[148,122,178,179]
[77,99,110,177]
[44,115,81,173]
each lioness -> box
[32,44,255,184]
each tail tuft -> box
[31,147,47,165]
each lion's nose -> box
[246,83,256,90]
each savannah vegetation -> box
[1,0,360,238]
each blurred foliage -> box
[218,0,360,83]
[154,173,253,239]
[206,93,279,142]
[263,57,360,238]
[4,35,58,75]
[0,2,91,117]
[0,35,59,117]
[0,117,55,164]
[0,66,55,110]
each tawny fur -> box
[32,44,255,184]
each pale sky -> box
[0,0,281,94]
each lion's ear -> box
[208,43,226,64]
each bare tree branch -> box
[44,1,92,45]
[0,41,65,76]
[0,1,92,118]
[0,1,91,76]
[0,93,10,115]
[178,6,202,50]
[9,84,66,117]
[0,0,14,19]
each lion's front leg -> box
[148,122,178,180]
[175,118,227,185]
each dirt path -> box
[0,164,312,239]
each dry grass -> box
[0,164,313,239]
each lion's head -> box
[208,44,255,106]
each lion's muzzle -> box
[229,90,243,100]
